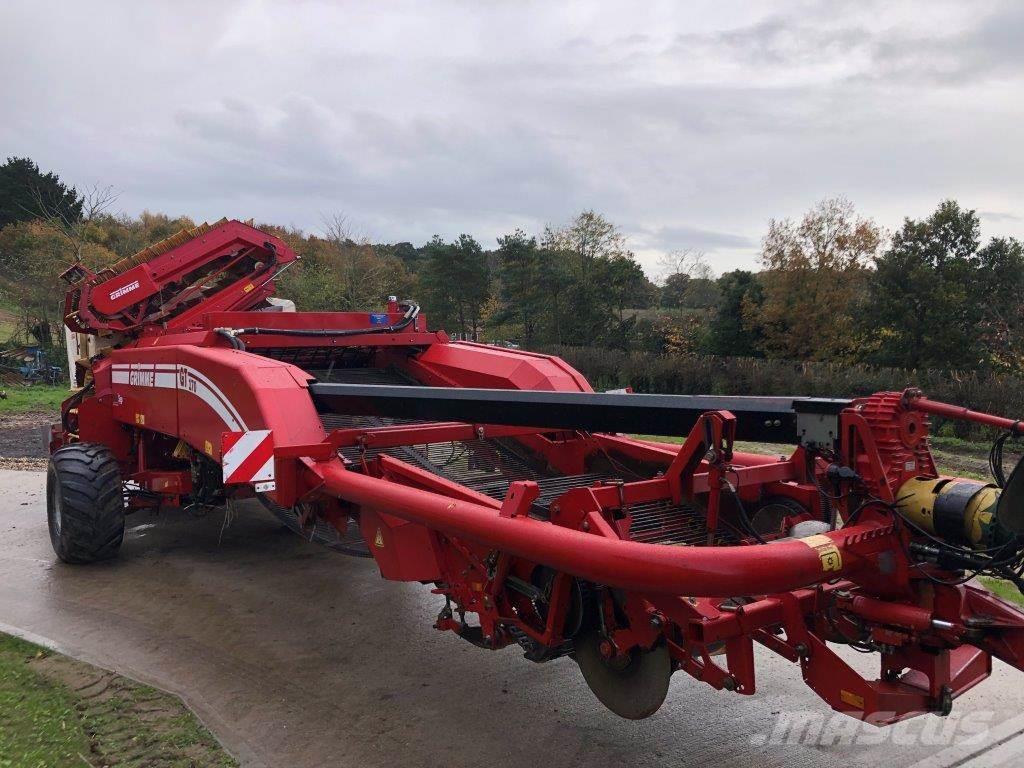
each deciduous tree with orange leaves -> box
[745,197,883,362]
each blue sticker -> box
[369,313,389,326]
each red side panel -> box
[106,345,325,460]
[109,351,180,437]
[360,508,443,582]
[407,341,593,392]
[89,264,159,316]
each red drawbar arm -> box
[907,391,1024,433]
[308,459,888,597]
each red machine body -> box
[50,219,1024,726]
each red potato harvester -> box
[47,218,1024,723]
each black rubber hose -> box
[214,328,245,350]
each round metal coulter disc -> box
[574,630,671,720]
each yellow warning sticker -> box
[840,689,865,709]
[204,439,213,456]
[800,534,843,573]
[374,527,385,548]
[243,283,255,293]
[134,413,145,425]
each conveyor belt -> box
[259,497,373,557]
[627,500,735,546]
[314,367,421,431]
[309,367,730,546]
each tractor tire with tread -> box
[47,443,125,563]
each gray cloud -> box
[980,210,1023,223]
[1,0,1022,276]
[642,225,756,252]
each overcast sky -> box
[2,0,1023,277]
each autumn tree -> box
[544,210,627,277]
[321,214,410,311]
[273,216,411,313]
[747,197,882,361]
[0,220,116,344]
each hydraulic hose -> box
[222,303,420,339]
[214,328,246,350]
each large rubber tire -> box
[47,443,125,564]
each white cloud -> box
[1,0,1022,276]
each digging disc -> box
[574,630,671,719]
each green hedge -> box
[539,346,1024,440]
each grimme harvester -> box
[48,219,1024,724]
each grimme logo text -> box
[128,369,155,387]
[109,280,141,300]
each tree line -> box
[1,157,1022,376]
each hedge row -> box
[539,346,1024,440]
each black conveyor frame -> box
[308,384,851,444]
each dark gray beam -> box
[308,383,850,444]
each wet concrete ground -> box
[1,468,1023,767]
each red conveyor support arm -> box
[906,390,1023,433]
[308,459,889,597]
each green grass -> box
[0,385,67,414]
[0,634,91,767]
[978,577,1024,607]
[929,435,984,451]
[0,632,237,767]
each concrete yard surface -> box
[2,468,1024,767]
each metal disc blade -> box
[574,630,671,720]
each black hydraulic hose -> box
[219,303,420,340]
[215,328,246,350]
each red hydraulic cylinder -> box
[308,459,888,597]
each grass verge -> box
[978,577,1024,607]
[0,385,67,414]
[0,632,237,767]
